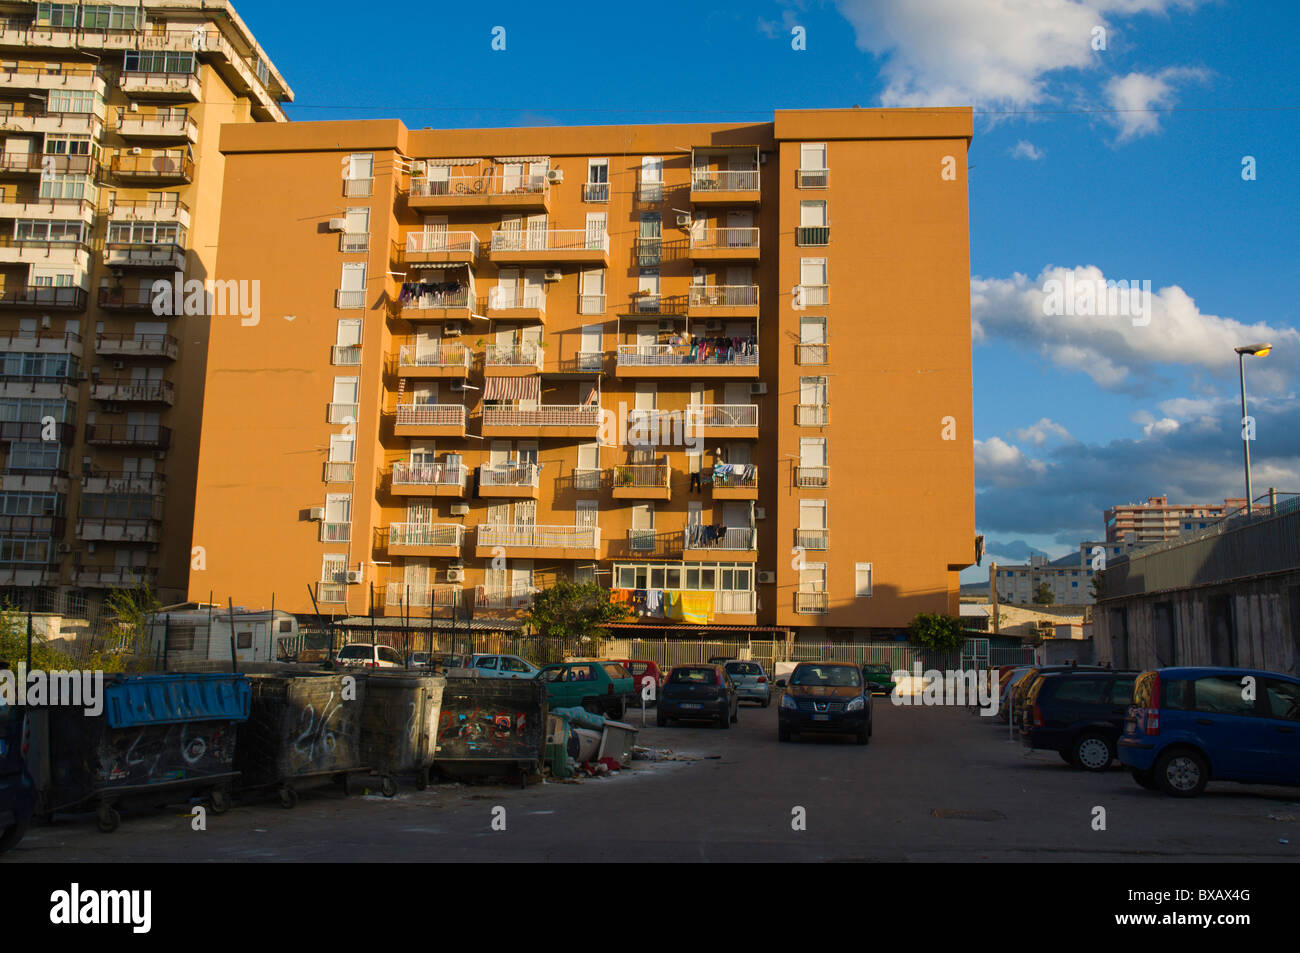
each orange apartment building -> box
[189,107,976,640]
[1105,495,1248,545]
[0,1,290,613]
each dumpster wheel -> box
[277,785,298,810]
[381,775,398,798]
[96,803,120,834]
[340,772,354,797]
[415,767,429,791]
[208,788,231,815]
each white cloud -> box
[974,436,1048,487]
[1010,140,1045,160]
[1013,418,1074,445]
[1104,67,1209,140]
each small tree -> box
[1089,569,1106,602]
[1032,582,1055,605]
[525,581,631,656]
[103,585,162,665]
[907,612,966,652]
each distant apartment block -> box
[1105,495,1247,545]
[990,556,1095,606]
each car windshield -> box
[337,646,372,660]
[670,668,715,684]
[792,665,861,687]
[863,664,891,676]
[628,662,647,675]
[726,662,762,676]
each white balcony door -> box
[800,437,826,467]
[332,376,359,405]
[800,258,827,286]
[495,268,520,308]
[800,316,826,344]
[801,376,827,405]
[800,499,826,530]
[414,328,440,358]
[407,498,433,524]
[724,382,749,406]
[516,500,536,526]
[328,434,353,465]
[687,500,703,527]
[426,165,449,192]
[722,501,748,528]
[502,163,524,191]
[635,324,656,351]
[585,212,606,249]
[486,563,508,592]
[325,493,351,525]
[525,213,547,250]
[403,559,429,596]
[341,261,365,293]
[346,206,370,236]
[632,503,654,531]
[641,155,661,190]
[337,318,363,348]
[321,554,347,585]
[511,560,534,593]
[489,439,510,468]
[523,269,545,309]
[800,143,826,172]
[634,383,656,411]
[422,214,448,249]
[575,499,598,528]
[726,210,752,245]
[580,323,601,356]
[500,213,523,250]
[348,154,373,180]
[800,563,827,593]
[486,502,510,525]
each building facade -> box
[0,0,290,612]
[990,556,1095,606]
[189,108,976,639]
[1104,495,1246,545]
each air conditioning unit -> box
[57,542,73,555]
[129,146,142,155]
[757,571,775,584]
[112,360,125,370]
[308,506,325,521]
[345,570,363,584]
[103,402,122,414]
[543,269,562,282]
[447,380,466,391]
[657,318,673,332]
[128,102,139,112]
[327,217,347,232]
[449,558,464,569]
[755,507,767,520]
[675,213,691,227]
[545,168,563,184]
[750,382,767,395]
[39,314,52,329]
[450,503,470,516]
[444,321,464,334]
[86,542,96,554]
[705,319,723,332]
[152,450,166,460]
[446,568,465,583]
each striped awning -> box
[484,376,540,401]
[407,262,468,271]
[494,155,549,163]
[421,157,483,167]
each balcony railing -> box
[693,403,758,428]
[340,233,368,254]
[627,528,658,552]
[481,463,539,488]
[316,582,346,604]
[81,471,165,495]
[482,405,600,429]
[410,174,547,198]
[715,590,757,614]
[344,177,373,198]
[713,465,758,489]
[485,343,542,368]
[108,153,194,180]
[324,462,354,483]
[571,467,603,491]
[76,517,161,542]
[94,333,178,359]
[0,152,94,175]
[796,343,827,365]
[796,168,829,189]
[616,343,757,368]
[398,284,472,311]
[582,182,609,202]
[0,287,87,310]
[84,424,171,449]
[635,237,661,267]
[690,228,760,251]
[321,521,351,542]
[331,345,362,366]
[478,524,600,549]
[688,285,758,307]
[113,113,198,140]
[106,196,190,219]
[487,286,546,314]
[0,330,81,350]
[394,403,467,428]
[795,591,828,614]
[327,401,359,424]
[796,528,829,551]
[388,523,464,548]
[578,293,605,315]
[97,286,155,309]
[397,344,472,369]
[685,525,756,551]
[691,169,760,192]
[405,230,479,256]
[796,226,830,246]
[638,176,663,203]
[335,290,365,309]
[797,284,829,307]
[91,378,175,403]
[490,228,608,253]
[796,466,829,488]
[392,461,466,489]
[613,464,669,490]
[385,581,463,609]
[796,404,828,426]
[74,566,158,589]
[473,585,540,610]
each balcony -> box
[796,342,827,365]
[407,172,550,212]
[487,286,546,322]
[97,285,157,310]
[103,242,186,271]
[796,466,829,488]
[488,228,609,266]
[795,226,830,247]
[108,153,194,185]
[95,333,179,360]
[335,290,366,309]
[796,284,829,308]
[481,404,601,438]
[0,329,82,354]
[386,522,465,558]
[637,174,663,204]
[119,70,201,101]
[0,287,87,311]
[796,168,829,189]
[0,152,94,175]
[324,462,353,483]
[794,591,828,614]
[390,461,467,497]
[0,420,72,444]
[691,403,759,439]
[0,514,64,537]
[91,378,175,405]
[84,424,171,450]
[473,585,539,611]
[0,237,89,270]
[331,345,361,366]
[689,228,760,261]
[712,465,758,500]
[105,197,190,228]
[112,111,198,143]
[403,230,480,266]
[73,566,158,589]
[320,521,351,543]
[329,401,359,424]
[475,523,600,558]
[479,462,540,498]
[395,280,472,318]
[343,177,372,198]
[796,404,828,426]
[578,294,605,315]
[796,528,829,551]
[582,181,609,203]
[484,343,542,374]
[687,284,759,317]
[340,232,368,254]
[395,343,472,379]
[316,582,346,605]
[0,195,95,224]
[76,517,161,543]
[690,169,760,204]
[384,581,463,611]
[612,464,671,501]
[1,470,70,494]
[683,525,758,563]
[0,63,104,95]
[0,102,102,136]
[714,590,758,615]
[615,342,758,379]
[393,403,467,437]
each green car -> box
[862,663,897,695]
[535,660,634,718]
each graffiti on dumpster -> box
[288,693,356,771]
[436,708,533,758]
[99,723,236,786]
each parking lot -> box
[6,698,1299,863]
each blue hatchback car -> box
[0,696,34,855]
[1119,667,1300,797]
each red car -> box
[615,659,663,700]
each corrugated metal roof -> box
[335,617,526,632]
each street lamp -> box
[1234,343,1272,514]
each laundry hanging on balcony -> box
[483,375,541,402]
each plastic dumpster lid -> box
[104,673,251,729]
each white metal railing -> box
[394,403,467,428]
[613,464,669,489]
[692,169,759,192]
[328,402,358,424]
[340,233,369,253]
[690,228,759,251]
[715,590,757,614]
[796,466,829,488]
[332,345,362,366]
[485,343,542,367]
[713,465,758,489]
[317,582,346,604]
[795,591,828,613]
[582,182,609,202]
[392,461,466,488]
[400,285,472,310]
[321,521,351,542]
[388,523,465,548]
[571,467,603,491]
[694,403,758,428]
[490,228,608,253]
[689,285,758,307]
[488,286,546,312]
[685,525,757,551]
[797,284,829,307]
[627,528,657,552]
[478,524,600,549]
[796,343,828,364]
[410,173,547,198]
[617,343,758,368]
[638,178,663,203]
[474,585,541,610]
[344,177,373,198]
[406,230,479,256]
[325,462,354,483]
[578,294,605,315]
[398,344,471,368]
[796,404,828,426]
[796,528,829,550]
[481,463,539,488]
[796,168,829,189]
[385,582,463,608]
[483,405,601,428]
[335,289,365,309]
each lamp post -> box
[1234,343,1272,515]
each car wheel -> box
[277,785,298,809]
[96,803,120,834]
[1071,733,1115,771]
[1155,748,1209,797]
[208,787,231,815]
[1130,768,1161,791]
[582,700,602,715]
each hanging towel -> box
[680,591,714,624]
[645,589,663,617]
[663,590,684,621]
[609,589,632,607]
[629,589,648,616]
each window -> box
[14,220,85,243]
[1110,677,1136,706]
[1190,676,1257,717]
[80,4,144,30]
[1052,679,1106,704]
[640,156,662,202]
[106,221,182,245]
[342,207,369,252]
[36,4,79,27]
[579,270,605,314]
[45,135,92,156]
[855,563,873,598]
[637,213,661,265]
[345,154,373,197]
[584,159,609,202]
[797,201,829,245]
[39,174,93,201]
[799,259,828,305]
[124,51,196,75]
[1264,679,1300,721]
[336,318,362,348]
[798,316,826,364]
[798,143,828,188]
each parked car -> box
[861,663,897,695]
[1019,669,1138,770]
[707,656,733,665]
[437,653,470,670]
[535,660,634,718]
[777,661,872,744]
[468,654,541,679]
[614,659,664,701]
[0,689,32,856]
[336,643,403,668]
[1011,665,1108,727]
[724,660,771,706]
[407,651,432,668]
[997,667,1036,723]
[1120,666,1300,797]
[658,665,739,729]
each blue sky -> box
[237,0,1300,579]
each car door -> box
[1185,674,1268,780]
[475,655,500,678]
[1260,677,1300,783]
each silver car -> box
[724,660,771,707]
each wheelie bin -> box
[234,672,369,808]
[28,673,250,833]
[358,672,445,796]
[434,677,547,787]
